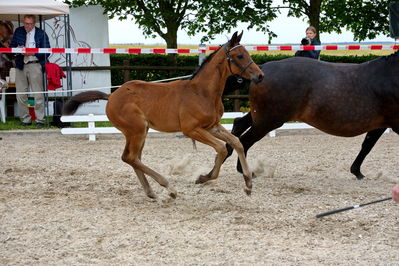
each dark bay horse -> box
[225,54,399,179]
[62,32,264,199]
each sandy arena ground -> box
[0,130,398,265]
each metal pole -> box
[316,197,392,218]
[40,15,50,125]
[198,43,206,65]
[64,14,73,97]
[123,60,130,83]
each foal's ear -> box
[229,31,243,47]
[229,31,238,47]
[236,31,243,43]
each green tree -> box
[320,0,389,41]
[279,0,390,41]
[65,0,277,48]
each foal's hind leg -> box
[122,132,177,199]
[350,128,386,180]
[122,144,156,199]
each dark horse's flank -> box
[226,53,399,180]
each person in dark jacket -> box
[10,14,50,127]
[294,26,321,59]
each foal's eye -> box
[237,55,244,60]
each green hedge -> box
[110,54,198,86]
[251,54,380,64]
[109,53,381,111]
[110,53,380,85]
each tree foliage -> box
[65,0,277,48]
[280,0,390,41]
[65,0,392,47]
[320,0,389,41]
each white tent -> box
[0,0,69,21]
[0,0,72,119]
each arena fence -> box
[1,44,399,55]
[60,112,314,141]
[61,112,392,141]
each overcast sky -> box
[108,5,393,45]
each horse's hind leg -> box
[123,133,157,198]
[122,132,177,199]
[225,113,253,158]
[350,128,386,180]
[122,145,156,199]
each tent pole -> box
[40,15,50,125]
[64,14,72,98]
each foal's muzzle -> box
[252,71,264,83]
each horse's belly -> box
[308,120,385,137]
[147,113,181,133]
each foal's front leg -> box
[184,127,227,183]
[209,124,252,195]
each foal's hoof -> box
[244,187,252,196]
[147,192,157,199]
[168,188,177,199]
[195,174,209,184]
[244,174,252,196]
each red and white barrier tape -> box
[1,74,193,95]
[1,45,398,54]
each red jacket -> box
[46,63,66,90]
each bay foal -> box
[63,32,264,199]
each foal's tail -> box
[62,91,109,115]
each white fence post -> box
[88,113,96,141]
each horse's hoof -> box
[147,192,157,199]
[244,174,252,190]
[195,175,209,184]
[168,188,177,199]
[351,169,365,180]
[244,187,252,196]
[350,166,365,180]
[356,173,365,180]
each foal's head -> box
[224,31,264,83]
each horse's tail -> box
[62,91,109,115]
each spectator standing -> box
[295,26,321,59]
[10,15,50,127]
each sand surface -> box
[1,131,398,265]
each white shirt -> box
[24,27,38,63]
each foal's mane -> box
[190,45,223,79]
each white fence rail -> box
[61,112,317,141]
